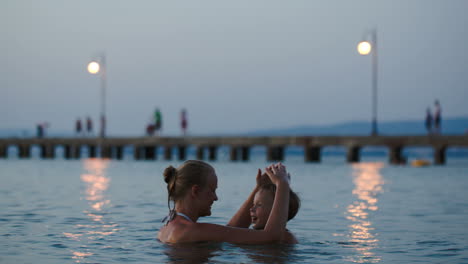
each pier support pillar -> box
[241,146,250,161]
[72,145,81,159]
[134,146,143,160]
[64,145,72,159]
[115,146,123,160]
[88,145,97,158]
[164,146,172,160]
[40,145,47,159]
[208,146,217,161]
[41,145,55,159]
[305,146,321,162]
[389,146,405,164]
[19,145,31,159]
[267,147,273,161]
[434,146,446,165]
[0,145,6,158]
[178,146,186,160]
[144,146,156,160]
[267,146,284,161]
[230,147,238,161]
[196,146,205,160]
[346,146,360,163]
[101,145,112,159]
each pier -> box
[0,135,467,165]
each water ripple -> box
[2,158,468,263]
[51,243,67,248]
[417,240,452,246]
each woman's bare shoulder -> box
[158,220,233,243]
[158,220,195,243]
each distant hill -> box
[244,116,468,136]
[1,117,468,138]
[0,129,32,138]
[0,129,72,138]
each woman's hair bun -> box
[163,166,177,184]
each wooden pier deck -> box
[1,135,467,164]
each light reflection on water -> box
[345,162,385,263]
[63,158,119,263]
[2,157,468,263]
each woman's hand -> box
[264,163,290,185]
[256,169,272,187]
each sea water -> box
[1,151,468,264]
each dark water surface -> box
[1,155,468,263]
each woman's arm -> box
[191,221,282,244]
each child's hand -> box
[256,169,272,186]
[264,163,289,185]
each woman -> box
[228,169,301,244]
[157,160,290,244]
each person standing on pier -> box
[425,108,433,135]
[75,118,82,136]
[181,108,188,136]
[434,100,442,134]
[36,123,44,138]
[86,116,93,136]
[154,108,162,136]
[146,122,155,136]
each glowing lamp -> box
[357,41,372,55]
[87,61,100,74]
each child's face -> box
[250,189,274,230]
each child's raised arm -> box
[228,169,263,227]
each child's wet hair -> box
[258,183,301,221]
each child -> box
[228,168,301,244]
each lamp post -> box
[87,54,107,138]
[357,29,378,136]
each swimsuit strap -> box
[161,210,176,224]
[176,212,194,223]
[161,211,194,225]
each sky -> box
[2,0,468,136]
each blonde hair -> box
[163,160,214,213]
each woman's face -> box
[250,189,274,230]
[198,172,218,217]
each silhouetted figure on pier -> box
[86,116,93,136]
[181,108,188,136]
[434,100,442,134]
[75,118,82,136]
[146,123,155,136]
[37,122,49,138]
[154,108,162,136]
[425,108,432,135]
[36,124,44,138]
